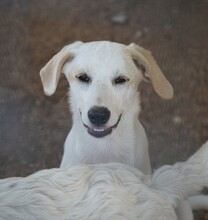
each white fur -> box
[0,141,208,220]
[39,41,206,219]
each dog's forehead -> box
[78,41,125,54]
[74,41,130,71]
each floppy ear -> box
[128,43,174,99]
[40,41,82,96]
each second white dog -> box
[1,141,208,220]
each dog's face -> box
[40,41,173,138]
[63,42,142,138]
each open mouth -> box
[83,114,122,138]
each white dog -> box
[40,41,205,219]
[0,141,208,220]
[40,41,173,174]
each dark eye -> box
[114,76,129,85]
[76,73,91,83]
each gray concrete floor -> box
[0,0,208,219]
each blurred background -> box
[0,0,208,218]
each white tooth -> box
[93,128,105,132]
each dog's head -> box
[40,41,173,138]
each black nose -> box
[88,106,110,126]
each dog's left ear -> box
[128,43,174,99]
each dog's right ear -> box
[40,41,82,96]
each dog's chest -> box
[78,137,136,166]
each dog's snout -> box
[88,106,110,126]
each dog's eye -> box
[76,73,91,83]
[114,76,129,85]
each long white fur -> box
[0,141,208,220]
[152,141,208,207]
[39,41,207,219]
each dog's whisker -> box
[61,92,69,101]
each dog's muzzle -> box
[83,114,122,138]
